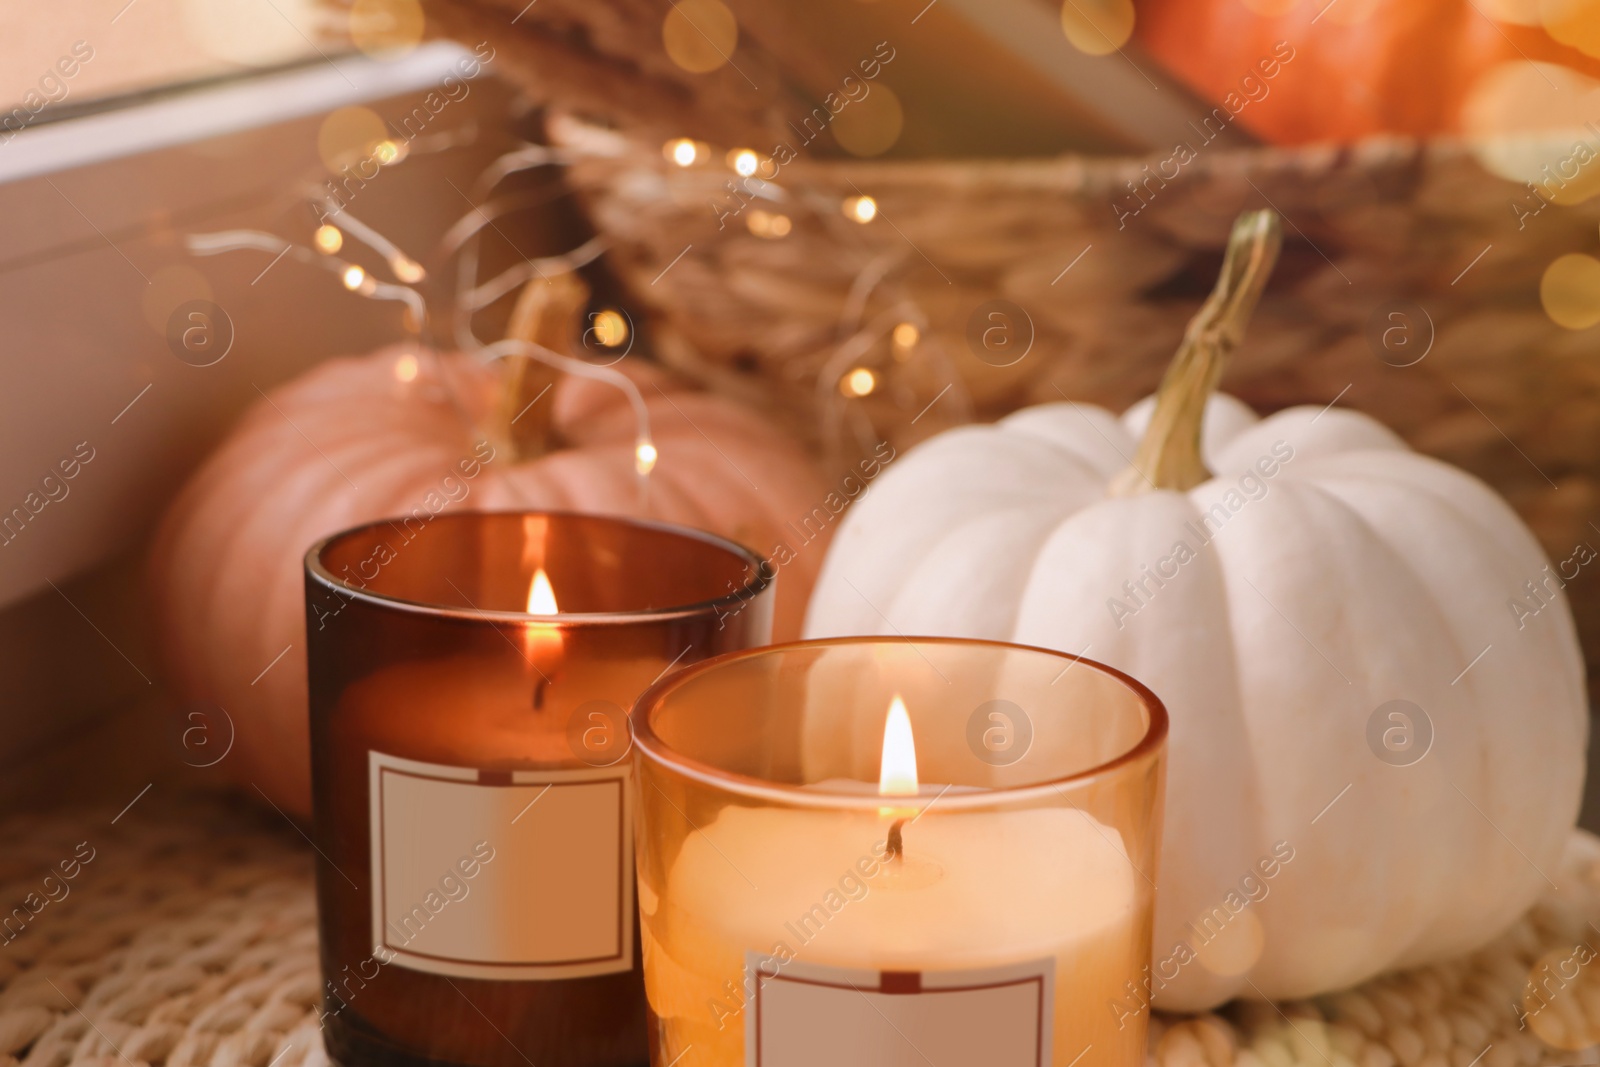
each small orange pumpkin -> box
[150,276,830,815]
[1134,0,1600,145]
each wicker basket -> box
[552,120,1600,667]
[407,0,1600,670]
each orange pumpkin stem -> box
[1111,209,1282,496]
[498,273,591,462]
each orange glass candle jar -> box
[305,512,773,1067]
[632,637,1167,1067]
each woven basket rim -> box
[556,115,1594,192]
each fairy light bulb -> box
[666,138,699,167]
[844,195,878,223]
[592,309,629,348]
[728,148,759,176]
[394,353,420,382]
[893,322,919,349]
[840,367,878,397]
[186,214,429,335]
[746,210,792,238]
[635,440,659,475]
[389,255,426,283]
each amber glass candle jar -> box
[305,511,773,1067]
[632,637,1167,1067]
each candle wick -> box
[531,676,548,712]
[885,818,907,862]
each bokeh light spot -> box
[1541,254,1600,330]
[1463,61,1600,199]
[1059,0,1135,56]
[663,0,738,74]
[832,86,904,158]
[318,106,389,174]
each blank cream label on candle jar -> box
[746,955,1055,1067]
[369,751,633,980]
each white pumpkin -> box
[803,212,1588,1010]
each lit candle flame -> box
[522,566,562,678]
[527,567,557,614]
[878,695,919,797]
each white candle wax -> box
[641,800,1146,1067]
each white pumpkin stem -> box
[497,275,590,462]
[1110,210,1282,495]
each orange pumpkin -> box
[150,276,830,815]
[1134,0,1600,145]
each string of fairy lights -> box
[654,133,971,463]
[183,131,661,488]
[181,106,970,485]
